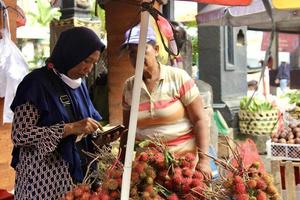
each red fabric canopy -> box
[261,32,299,52]
[180,0,252,6]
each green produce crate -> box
[238,110,279,135]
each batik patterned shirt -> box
[12,102,72,200]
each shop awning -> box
[196,0,300,33]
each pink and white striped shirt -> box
[122,64,200,155]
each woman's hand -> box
[275,78,280,84]
[196,159,212,180]
[63,117,103,138]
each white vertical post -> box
[120,9,150,200]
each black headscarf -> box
[50,27,105,74]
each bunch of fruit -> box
[271,123,300,144]
[59,184,107,200]
[96,148,208,200]
[287,105,300,120]
[135,149,207,200]
[59,145,210,200]
[240,97,275,112]
[223,162,280,200]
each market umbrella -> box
[196,0,300,32]
[272,0,300,10]
[120,0,256,199]
[180,0,252,6]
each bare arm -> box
[186,95,209,162]
[186,95,212,179]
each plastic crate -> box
[266,140,300,161]
[271,161,300,200]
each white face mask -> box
[59,73,82,89]
[52,68,82,89]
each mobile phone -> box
[92,125,126,146]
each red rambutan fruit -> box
[234,176,244,184]
[182,167,193,177]
[80,192,90,200]
[247,179,257,189]
[98,193,110,200]
[144,185,154,193]
[107,179,119,190]
[110,170,122,179]
[235,183,246,194]
[145,167,156,179]
[191,178,203,188]
[110,191,120,199]
[261,173,273,185]
[256,179,267,190]
[182,184,191,193]
[133,162,146,173]
[236,194,249,200]
[185,153,196,162]
[193,171,204,180]
[73,187,83,198]
[89,194,99,200]
[173,174,184,185]
[138,152,149,161]
[182,177,193,186]
[174,167,182,175]
[143,191,151,198]
[256,190,267,200]
[181,160,192,168]
[131,172,140,184]
[167,193,180,200]
[266,185,278,195]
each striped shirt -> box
[122,64,200,154]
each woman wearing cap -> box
[10,27,105,199]
[120,25,212,179]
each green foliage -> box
[185,20,198,65]
[90,0,106,35]
[191,34,198,65]
[240,97,274,112]
[27,0,61,27]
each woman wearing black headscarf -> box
[10,27,105,199]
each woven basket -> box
[238,110,278,135]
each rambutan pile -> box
[59,184,107,200]
[127,149,208,200]
[223,162,280,200]
[60,137,280,200]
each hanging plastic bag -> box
[0,6,28,123]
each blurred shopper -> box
[275,61,290,93]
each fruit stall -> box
[59,138,280,200]
[266,91,300,200]
[237,90,300,200]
